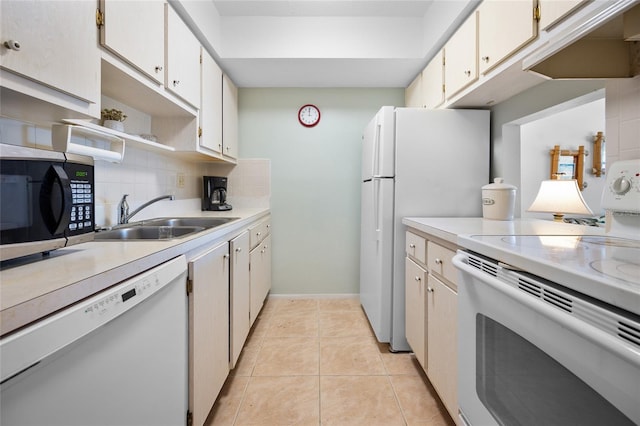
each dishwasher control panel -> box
[83,273,161,318]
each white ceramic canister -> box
[482,178,517,220]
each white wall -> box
[238,88,404,295]
[490,80,605,215]
[605,76,640,163]
[520,98,606,219]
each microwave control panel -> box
[66,162,94,236]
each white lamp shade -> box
[528,179,594,216]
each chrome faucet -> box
[118,194,175,224]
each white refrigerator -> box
[360,107,489,351]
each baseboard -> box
[267,293,359,300]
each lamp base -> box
[552,213,565,222]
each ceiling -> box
[198,0,478,87]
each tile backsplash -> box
[0,117,270,227]
[606,75,640,163]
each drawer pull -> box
[409,244,416,249]
[435,258,443,265]
[414,276,421,282]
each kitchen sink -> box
[140,217,239,228]
[95,225,205,240]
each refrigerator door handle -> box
[373,178,381,241]
[372,123,381,177]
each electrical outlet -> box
[177,173,185,188]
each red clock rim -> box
[298,104,321,127]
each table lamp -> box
[528,179,594,222]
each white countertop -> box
[402,217,604,245]
[402,217,640,316]
[0,208,269,336]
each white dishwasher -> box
[0,255,189,426]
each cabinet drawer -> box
[249,217,271,249]
[427,241,457,286]
[406,231,427,264]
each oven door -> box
[454,252,640,426]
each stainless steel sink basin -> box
[95,226,205,240]
[141,217,239,228]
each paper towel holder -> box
[52,124,125,163]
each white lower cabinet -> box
[188,241,230,426]
[405,228,459,424]
[230,230,250,369]
[405,257,427,369]
[250,234,272,326]
[427,274,458,421]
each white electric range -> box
[454,159,640,426]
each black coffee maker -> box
[202,176,232,211]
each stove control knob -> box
[611,176,631,195]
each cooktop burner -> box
[590,259,640,283]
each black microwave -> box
[1,143,95,261]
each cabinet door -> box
[444,11,478,99]
[405,258,427,369]
[405,72,423,107]
[200,48,223,155]
[230,231,250,369]
[100,0,165,84]
[1,0,100,103]
[427,275,458,421]
[249,234,271,325]
[189,242,230,426]
[422,50,444,109]
[222,74,239,159]
[166,5,201,108]
[478,0,537,74]
[538,0,586,31]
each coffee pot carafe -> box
[202,176,232,211]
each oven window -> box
[476,314,633,426]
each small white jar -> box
[482,178,517,221]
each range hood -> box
[524,2,640,79]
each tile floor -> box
[204,297,455,426]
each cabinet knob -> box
[260,249,265,254]
[414,276,421,282]
[409,243,416,249]
[482,56,490,63]
[3,40,21,51]
[435,258,442,265]
[256,232,261,236]
[266,224,271,228]
[155,65,163,72]
[173,80,180,86]
[427,287,434,293]
[223,254,230,259]
[235,247,242,253]
[464,70,471,77]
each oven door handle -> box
[453,253,640,369]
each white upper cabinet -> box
[538,0,586,31]
[165,5,201,108]
[222,74,239,160]
[422,50,445,109]
[444,11,478,99]
[478,0,538,75]
[100,0,165,84]
[200,48,223,155]
[1,0,100,104]
[405,73,423,107]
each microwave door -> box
[40,164,72,236]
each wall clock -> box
[298,104,321,127]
